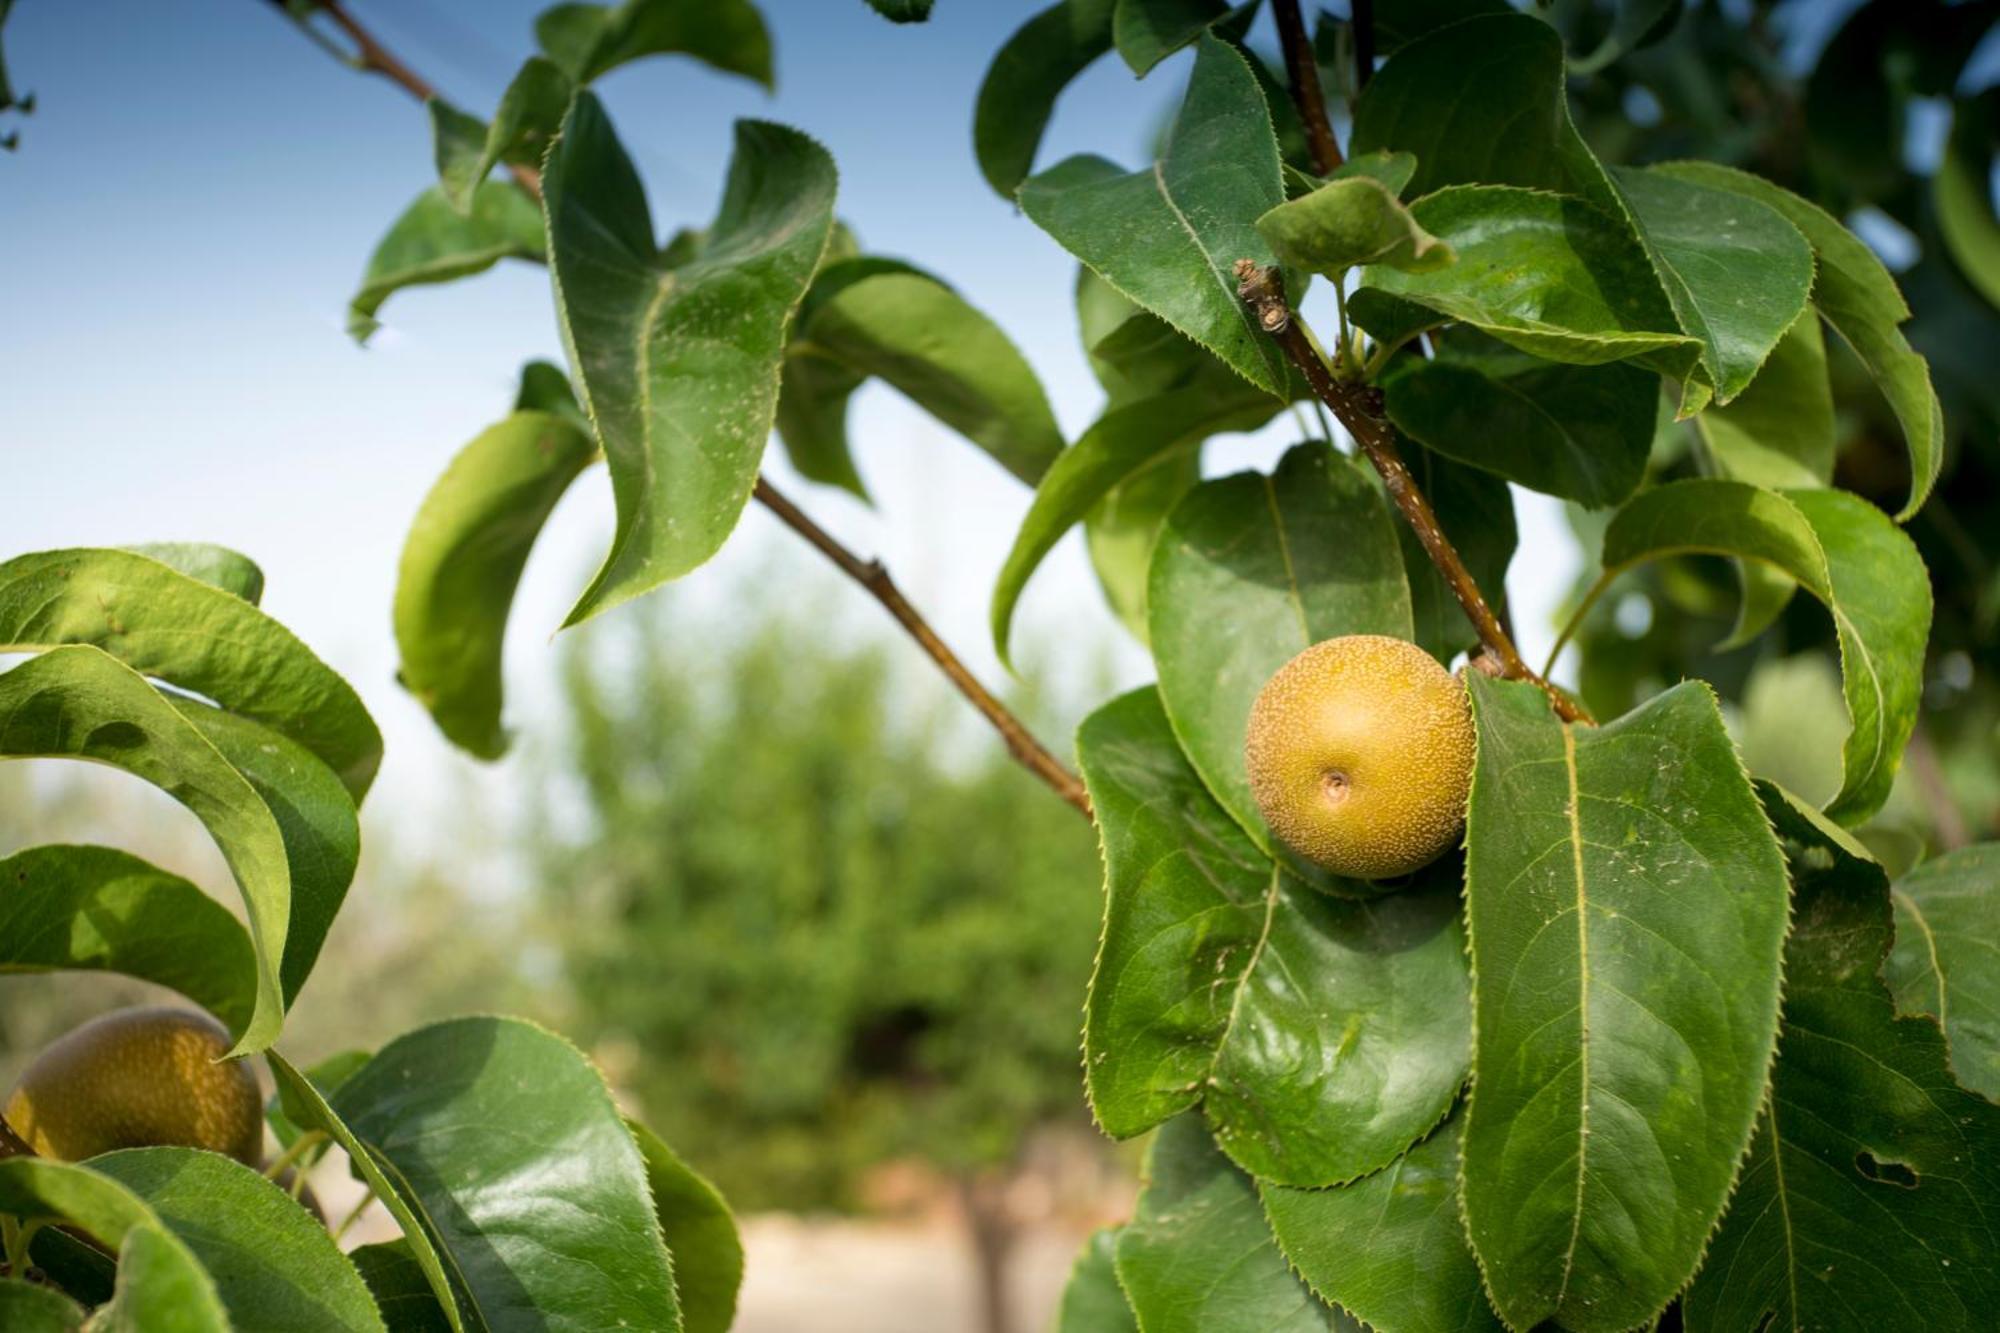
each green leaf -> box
[1372,0,1511,55]
[1112,0,1228,75]
[544,94,836,626]
[1935,92,2000,309]
[1355,186,1700,374]
[348,1243,453,1333]
[972,0,1115,198]
[1683,792,2000,1330]
[1078,688,1470,1187]
[430,59,572,215]
[1652,160,1945,520]
[1147,443,1413,861]
[866,0,934,20]
[1609,164,1814,405]
[0,845,257,1035]
[512,358,588,425]
[1085,446,1202,643]
[266,1054,465,1333]
[1459,675,1790,1331]
[1056,1228,1137,1333]
[394,408,598,758]
[0,547,382,801]
[89,1148,385,1332]
[347,182,544,344]
[0,647,293,1055]
[0,1157,227,1333]
[790,263,1063,485]
[1568,0,1679,73]
[266,1047,371,1157]
[1887,843,2000,1101]
[1395,442,1517,663]
[330,1017,680,1331]
[535,0,772,88]
[1382,331,1656,507]
[1695,308,1836,490]
[1255,175,1453,277]
[1325,149,1417,197]
[1592,479,1932,824]
[0,1281,84,1332]
[626,1119,741,1333]
[990,381,1281,666]
[1020,35,1292,396]
[774,351,869,498]
[1262,1109,1503,1333]
[121,543,264,604]
[1114,1115,1356,1332]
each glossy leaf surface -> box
[1461,675,1789,1331]
[543,94,836,625]
[1079,688,1470,1187]
[1887,843,2000,1100]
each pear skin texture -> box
[1245,634,1474,880]
[5,1006,264,1167]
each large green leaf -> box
[0,647,292,1055]
[1355,186,1700,374]
[1084,447,1203,644]
[0,845,256,1034]
[1886,843,2000,1101]
[1683,792,2000,1329]
[1395,442,1517,664]
[788,263,1063,485]
[1262,1109,1502,1333]
[1020,35,1292,396]
[1695,309,1836,490]
[1078,688,1470,1187]
[430,58,571,215]
[1256,175,1453,277]
[1112,0,1230,75]
[0,547,382,801]
[1382,331,1656,507]
[0,1281,84,1332]
[347,182,544,344]
[626,1119,741,1333]
[1936,93,2000,310]
[973,0,1116,197]
[394,408,598,759]
[990,380,1280,666]
[0,1157,227,1333]
[89,1149,384,1332]
[329,1017,679,1331]
[534,0,772,88]
[1113,1115,1355,1332]
[543,94,836,625]
[1460,675,1789,1331]
[1592,479,1931,824]
[1652,161,1945,520]
[1148,443,1413,861]
[1055,1228,1137,1333]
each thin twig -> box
[1271,0,1343,173]
[1236,262,1590,724]
[1353,0,1376,91]
[277,0,1095,816]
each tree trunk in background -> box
[957,1171,1017,1333]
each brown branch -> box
[1271,0,1343,173]
[755,480,1092,816]
[281,0,1095,815]
[1236,263,1590,724]
[1353,0,1376,91]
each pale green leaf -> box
[0,1281,84,1332]
[973,0,1115,198]
[543,94,836,625]
[1696,308,1836,490]
[1256,175,1453,277]
[1084,447,1202,643]
[121,543,264,604]
[1020,35,1292,396]
[1461,675,1789,1331]
[1079,688,1470,1187]
[1887,843,2000,1101]
[1148,443,1413,862]
[347,182,543,344]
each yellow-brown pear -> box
[4,1006,263,1166]
[1244,634,1474,880]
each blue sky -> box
[3,0,1589,850]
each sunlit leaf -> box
[0,1281,84,1332]
[1696,309,1835,490]
[1887,843,2000,1101]
[121,543,264,604]
[1256,174,1453,276]
[1461,675,1789,1331]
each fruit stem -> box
[263,1129,326,1181]
[271,0,1097,821]
[331,1187,376,1244]
[1236,262,1592,725]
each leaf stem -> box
[1271,0,1343,173]
[275,0,1095,819]
[263,1129,326,1181]
[1236,262,1591,723]
[330,1186,375,1243]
